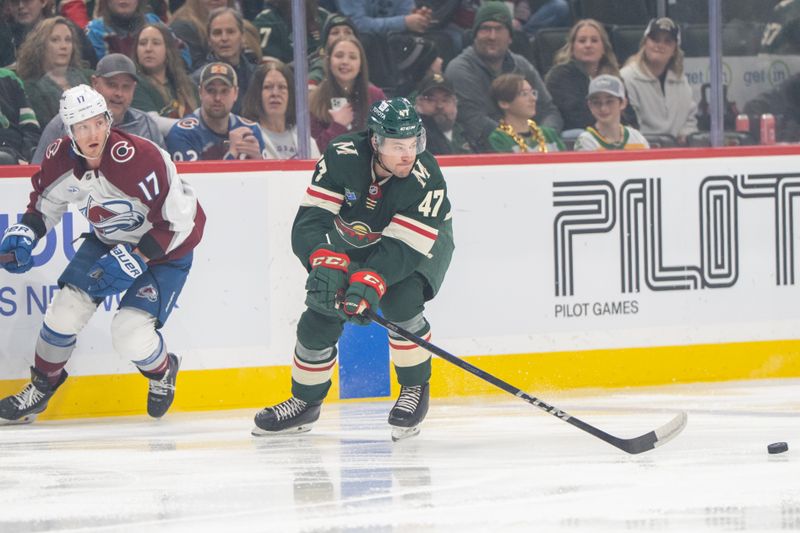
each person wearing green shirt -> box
[253,0,329,63]
[252,98,454,442]
[489,73,565,153]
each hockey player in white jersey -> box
[0,85,206,425]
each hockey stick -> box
[363,309,687,455]
[0,251,16,265]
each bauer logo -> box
[552,173,800,298]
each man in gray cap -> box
[33,53,164,163]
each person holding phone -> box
[308,35,385,152]
[166,62,267,161]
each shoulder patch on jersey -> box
[332,141,358,156]
[410,159,430,188]
[177,117,199,130]
[110,140,136,163]
[45,138,64,160]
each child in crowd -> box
[488,73,564,153]
[574,74,649,151]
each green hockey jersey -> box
[292,131,454,297]
[761,0,800,54]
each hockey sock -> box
[133,332,169,380]
[291,343,337,403]
[389,315,432,386]
[34,324,76,385]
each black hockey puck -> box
[768,442,788,454]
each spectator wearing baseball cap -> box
[191,8,258,116]
[444,1,562,152]
[574,74,650,151]
[489,73,565,153]
[167,62,268,161]
[33,53,165,163]
[414,73,474,155]
[621,17,698,145]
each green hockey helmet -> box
[368,98,426,154]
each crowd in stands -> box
[0,0,798,164]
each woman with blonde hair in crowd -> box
[489,73,565,153]
[131,23,199,135]
[545,18,637,133]
[16,16,92,126]
[308,35,385,152]
[621,17,698,145]
[241,60,320,159]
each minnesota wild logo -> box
[334,216,382,248]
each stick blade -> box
[619,411,688,455]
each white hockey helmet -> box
[60,84,111,131]
[59,84,112,159]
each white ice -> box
[1,379,799,532]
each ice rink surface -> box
[1,378,798,533]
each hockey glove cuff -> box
[305,245,350,316]
[338,270,386,325]
[0,224,37,273]
[86,244,148,298]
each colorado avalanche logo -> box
[80,196,145,235]
[45,138,63,160]
[111,141,135,163]
[136,284,158,302]
[177,117,199,130]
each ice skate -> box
[147,353,181,418]
[252,397,322,436]
[388,382,429,442]
[0,367,67,426]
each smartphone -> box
[330,97,348,111]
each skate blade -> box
[391,426,420,442]
[0,414,38,426]
[251,424,314,437]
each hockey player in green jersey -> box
[252,97,454,441]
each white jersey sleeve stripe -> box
[301,185,344,214]
[383,215,438,256]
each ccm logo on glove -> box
[309,247,350,272]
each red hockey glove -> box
[305,245,350,316]
[338,270,386,325]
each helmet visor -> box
[374,128,427,156]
